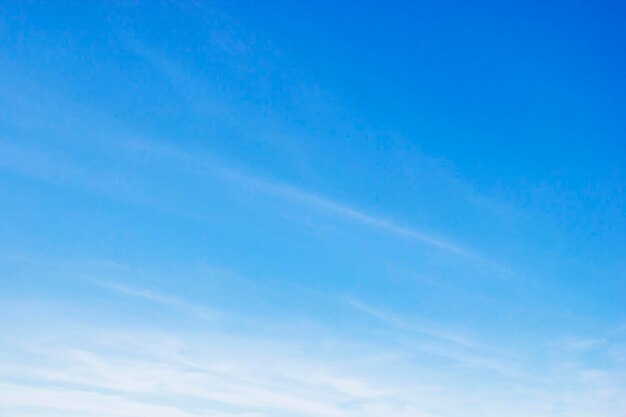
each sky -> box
[0,1,625,416]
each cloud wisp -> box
[0,324,445,417]
[91,278,218,321]
[344,298,523,377]
[3,313,626,417]
[0,50,515,277]
[122,134,517,275]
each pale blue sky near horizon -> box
[1,2,625,417]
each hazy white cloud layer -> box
[1,280,626,417]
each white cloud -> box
[2,310,625,417]
[90,278,218,321]
[0,326,445,417]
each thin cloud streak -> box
[186,150,513,274]
[91,279,218,320]
[118,41,514,275]
[0,59,511,275]
[344,298,522,377]
[1,128,512,274]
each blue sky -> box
[0,1,625,416]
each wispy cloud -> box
[123,45,513,275]
[3,318,625,417]
[552,337,606,352]
[127,136,513,274]
[90,279,218,321]
[1,120,511,276]
[345,297,476,346]
[344,298,522,377]
[0,326,444,417]
[0,47,514,276]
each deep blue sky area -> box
[0,2,625,417]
